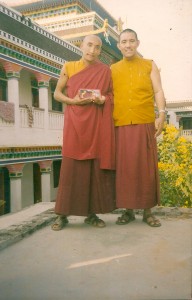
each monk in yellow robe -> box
[111,29,166,227]
[51,35,115,230]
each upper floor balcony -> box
[0,60,64,147]
[0,103,64,147]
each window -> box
[0,167,10,215]
[31,86,39,108]
[0,79,7,101]
[180,117,192,130]
[53,160,61,188]
[51,83,62,112]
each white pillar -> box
[10,178,22,212]
[38,160,52,202]
[39,86,49,130]
[41,172,51,202]
[168,111,179,128]
[7,163,25,213]
[7,77,20,128]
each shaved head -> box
[82,35,102,46]
[80,34,102,64]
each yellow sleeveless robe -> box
[111,57,155,126]
[65,60,85,78]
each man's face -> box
[118,32,140,59]
[81,36,102,63]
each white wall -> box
[167,111,178,128]
[0,126,63,147]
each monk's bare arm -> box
[54,65,93,105]
[150,61,166,137]
[54,65,75,105]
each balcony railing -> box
[1,106,191,136]
[0,117,14,127]
[48,111,64,130]
[181,129,192,136]
[19,106,64,130]
[0,106,64,130]
[20,106,44,128]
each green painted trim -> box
[38,81,49,87]
[1,46,61,75]
[0,148,62,160]
[176,112,192,117]
[6,71,20,79]
[40,168,51,173]
[9,172,23,178]
[0,70,7,79]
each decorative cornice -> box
[11,0,89,15]
[38,160,52,173]
[0,146,62,161]
[3,61,22,73]
[0,54,60,80]
[38,81,49,88]
[6,71,20,79]
[1,4,82,56]
[35,73,51,87]
[176,111,192,116]
[40,11,100,31]
[0,45,61,77]
[41,11,119,42]
[3,62,21,78]
[166,100,192,108]
[1,30,65,66]
[7,163,25,178]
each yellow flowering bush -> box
[158,124,192,207]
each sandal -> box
[116,210,135,225]
[84,214,106,228]
[51,216,69,231]
[143,214,161,227]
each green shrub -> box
[158,124,192,207]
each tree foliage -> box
[158,124,192,207]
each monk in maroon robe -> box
[51,35,116,230]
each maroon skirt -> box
[55,157,116,216]
[115,123,160,209]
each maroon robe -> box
[63,61,115,170]
[55,61,116,216]
[115,123,160,209]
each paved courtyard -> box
[0,205,191,300]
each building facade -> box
[13,0,122,64]
[0,1,121,215]
[12,0,192,134]
[166,100,192,137]
[0,0,191,216]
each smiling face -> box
[118,31,140,60]
[81,35,102,64]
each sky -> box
[3,0,192,101]
[98,0,192,102]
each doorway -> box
[33,163,41,203]
[0,167,10,215]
